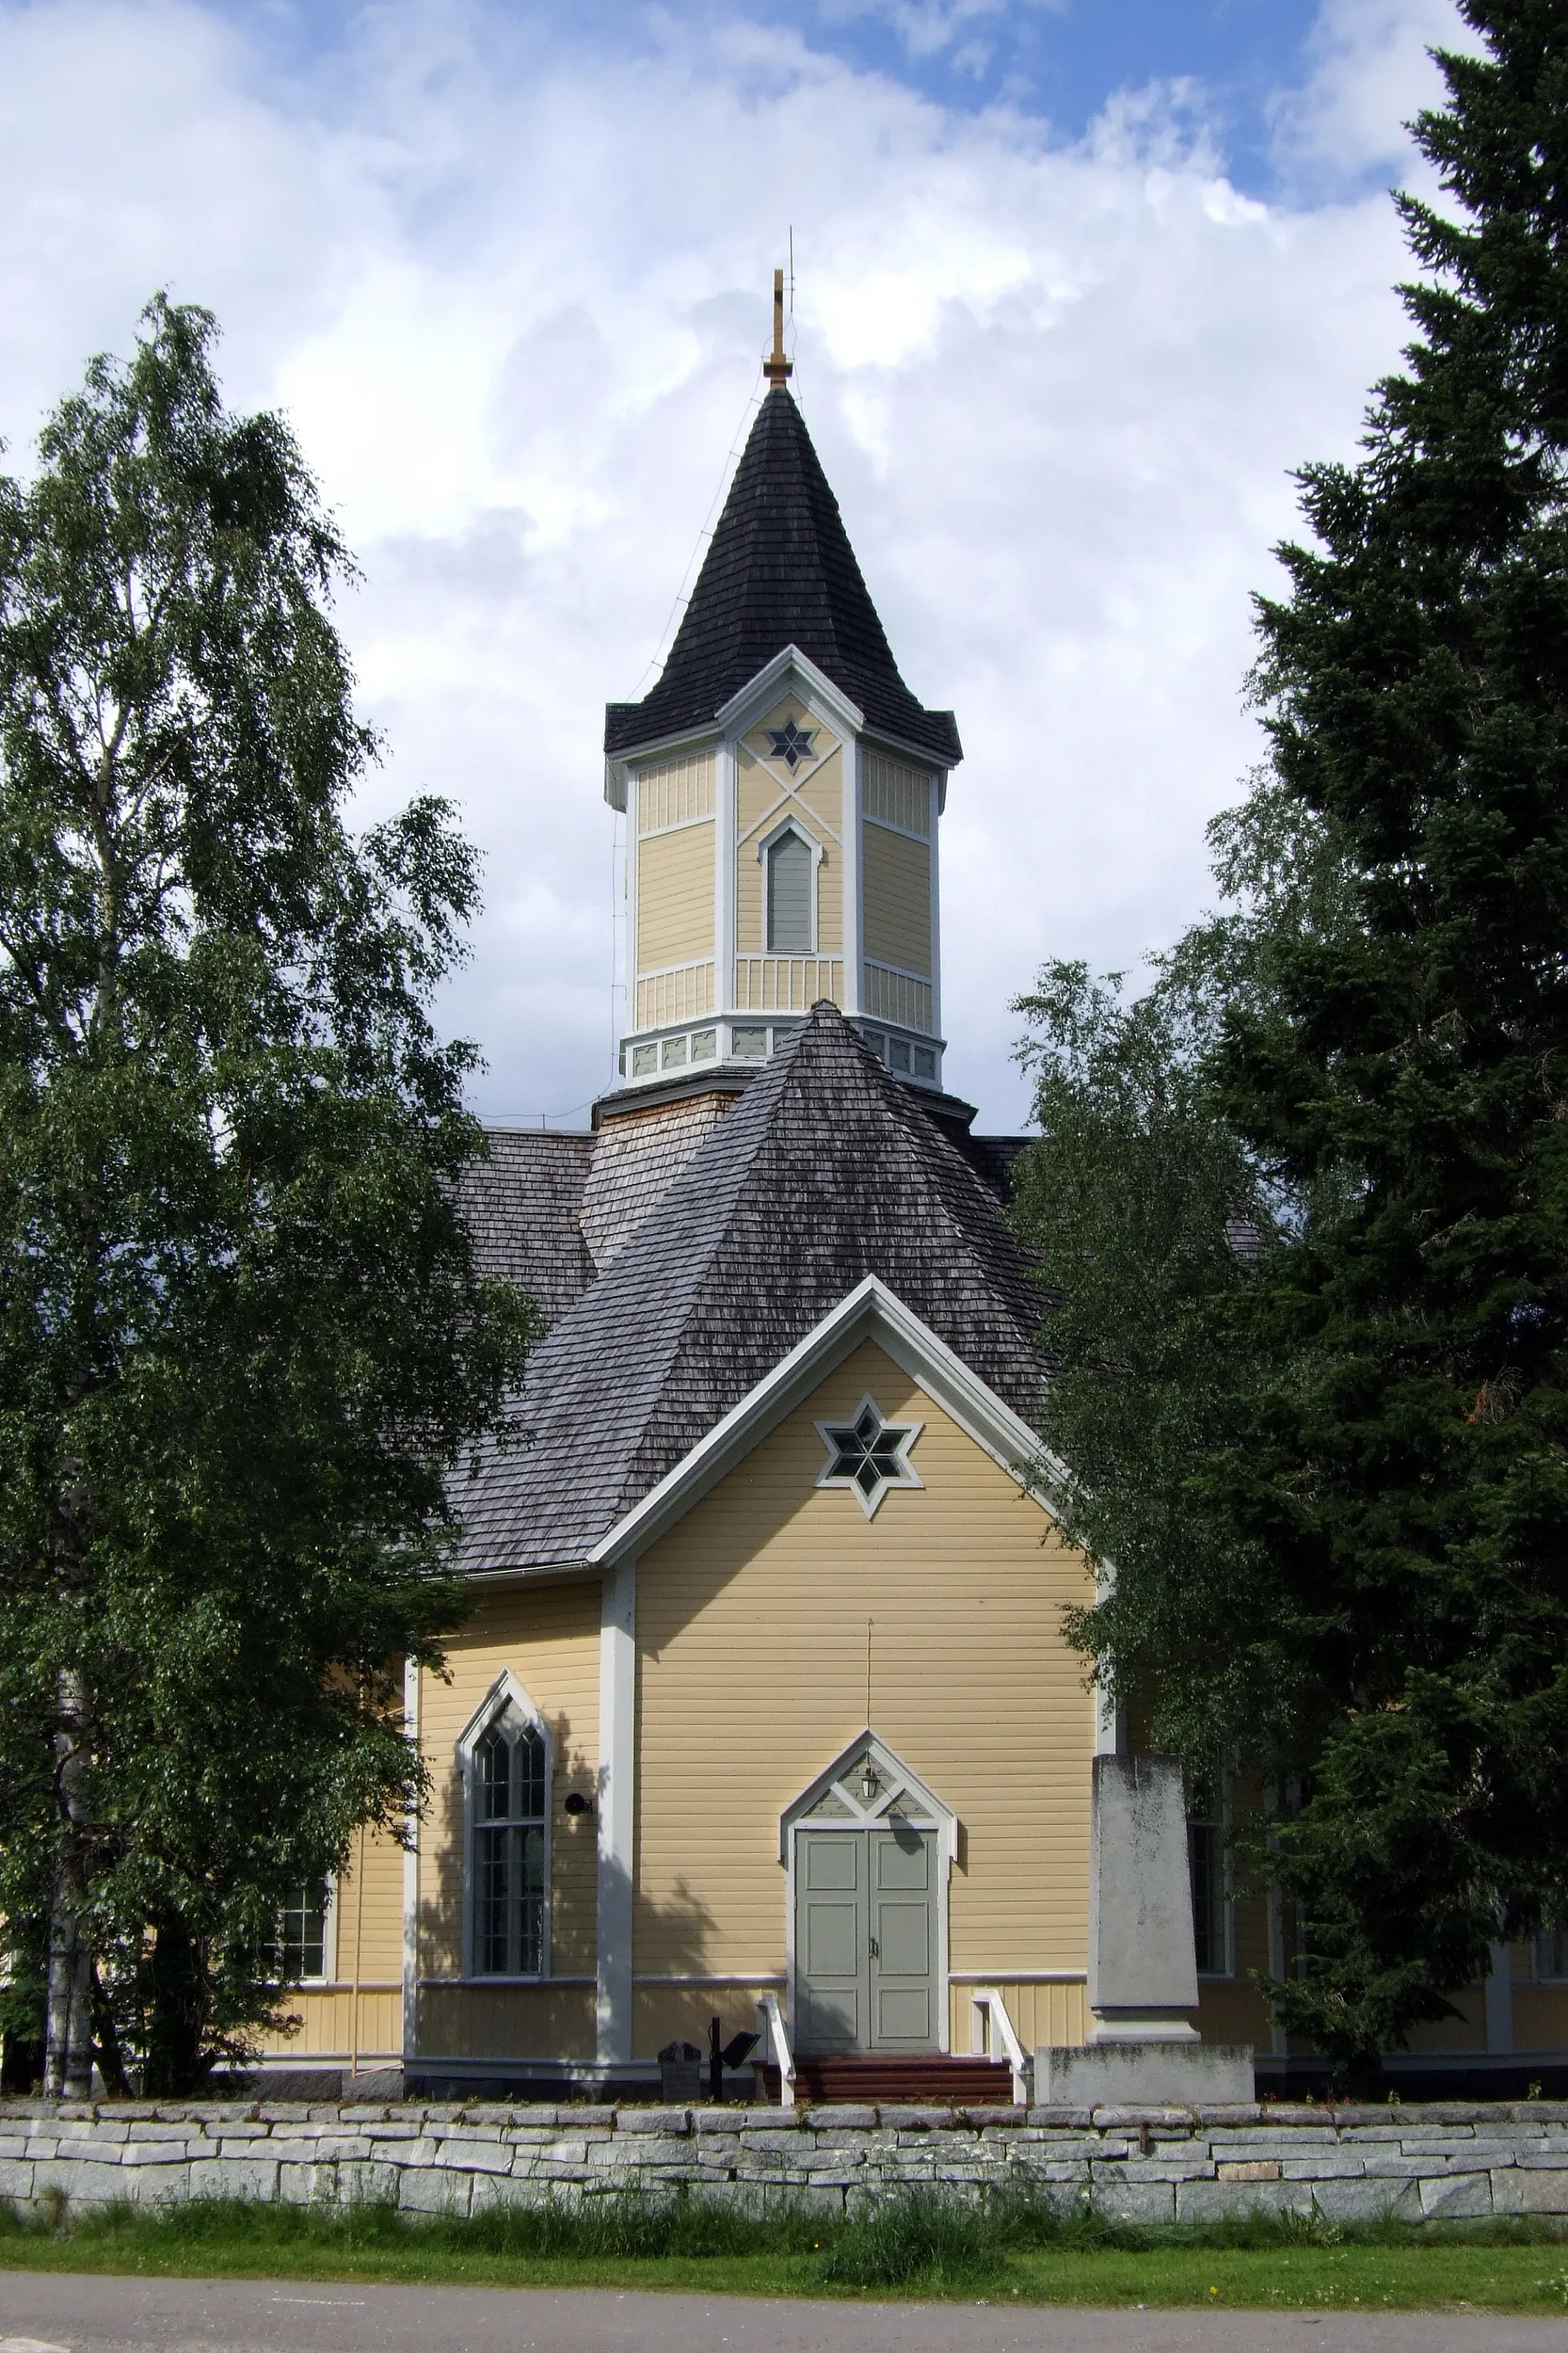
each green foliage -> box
[0,296,536,2089]
[1014,2,1568,2085]
[816,2188,1007,2285]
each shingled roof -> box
[453,1001,1041,1575]
[604,390,962,768]
[456,1129,594,1332]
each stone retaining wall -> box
[4,2099,1568,2225]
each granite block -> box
[31,2160,122,2202]
[1311,2177,1421,2223]
[189,2158,280,2201]
[1177,2177,1314,2222]
[398,2166,472,2215]
[432,2138,512,2173]
[265,2136,372,2164]
[122,2163,191,2203]
[1418,2172,1494,2219]
[1494,2168,1568,2215]
[1090,2179,1176,2224]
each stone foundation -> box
[5,2098,1568,2224]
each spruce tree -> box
[1016,1,1568,2079]
[0,299,536,2093]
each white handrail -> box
[756,1992,796,2109]
[971,1987,1030,2105]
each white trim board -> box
[587,1273,1069,1568]
[716,645,864,744]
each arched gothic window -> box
[469,1698,549,1977]
[766,826,815,952]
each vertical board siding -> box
[733,956,844,1012]
[634,961,716,1031]
[862,825,931,977]
[862,751,932,838]
[862,964,935,1032]
[634,1340,1096,2061]
[637,752,715,833]
[260,1988,403,2062]
[637,822,714,972]
[1196,1980,1272,2047]
[417,1583,600,1993]
[1513,1984,1568,2048]
[632,1982,785,2060]
[954,1979,1087,2055]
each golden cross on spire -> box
[763,266,793,390]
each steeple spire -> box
[763,267,792,391]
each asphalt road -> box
[2,2276,1567,2353]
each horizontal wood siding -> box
[1402,1987,1489,2051]
[419,1982,596,2061]
[637,822,714,973]
[416,1583,600,1994]
[634,1340,1096,2060]
[862,824,930,978]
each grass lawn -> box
[5,2195,1568,2312]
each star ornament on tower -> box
[767,716,816,772]
[816,1397,923,1517]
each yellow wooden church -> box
[259,283,1567,2103]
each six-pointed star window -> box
[767,716,817,771]
[816,1397,923,1518]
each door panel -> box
[795,1824,939,2056]
[796,1830,866,2053]
[871,1828,936,2052]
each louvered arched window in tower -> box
[766,824,816,952]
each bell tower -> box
[603,274,961,1096]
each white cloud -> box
[1272,0,1471,186]
[0,0,1468,1128]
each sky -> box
[0,0,1471,1130]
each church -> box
[259,281,1565,2103]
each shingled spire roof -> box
[454,1001,1038,1576]
[604,390,962,767]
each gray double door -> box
[794,1825,938,2054]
